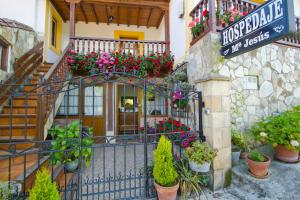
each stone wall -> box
[189,32,300,132]
[0,19,38,81]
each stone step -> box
[228,160,300,200]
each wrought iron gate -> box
[0,72,204,200]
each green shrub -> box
[231,129,251,152]
[174,158,209,200]
[251,107,300,151]
[29,168,60,200]
[49,120,94,166]
[153,135,178,187]
[184,141,217,165]
[0,182,13,200]
[248,150,266,162]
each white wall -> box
[169,0,186,62]
[0,0,46,35]
[294,0,300,17]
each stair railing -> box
[0,42,44,106]
[36,42,72,140]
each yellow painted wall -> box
[44,0,63,63]
[114,30,145,40]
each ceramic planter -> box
[246,155,271,178]
[275,145,299,163]
[189,160,210,173]
[65,160,79,172]
[232,149,241,165]
[154,181,179,200]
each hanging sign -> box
[220,0,296,58]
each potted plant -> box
[0,181,21,199]
[153,135,179,200]
[246,150,271,178]
[184,141,217,173]
[174,157,209,200]
[252,107,300,163]
[231,129,250,162]
[49,120,94,172]
[29,168,60,200]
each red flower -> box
[202,10,209,17]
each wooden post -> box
[70,3,75,37]
[209,0,217,32]
[164,9,170,54]
[66,0,81,38]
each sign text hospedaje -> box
[220,0,296,58]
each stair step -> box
[0,124,36,137]
[2,106,36,114]
[11,98,37,106]
[0,115,36,125]
[0,135,35,142]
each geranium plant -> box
[156,118,196,148]
[172,89,189,109]
[251,107,300,151]
[67,50,98,75]
[67,50,173,78]
[219,6,248,26]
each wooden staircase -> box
[0,42,74,195]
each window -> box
[57,85,79,115]
[146,94,167,116]
[84,86,103,116]
[0,36,9,71]
[51,18,57,48]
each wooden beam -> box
[83,0,169,10]
[79,2,88,23]
[164,9,170,53]
[91,4,99,24]
[137,8,140,27]
[116,6,120,26]
[69,2,76,37]
[146,8,153,28]
[105,5,110,25]
[127,7,130,27]
[156,10,164,29]
[50,0,67,22]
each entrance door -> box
[83,85,105,139]
[116,84,142,135]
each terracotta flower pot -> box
[246,155,271,178]
[275,145,299,163]
[154,181,179,200]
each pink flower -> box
[241,11,248,16]
[67,59,75,64]
[194,18,200,23]
[230,17,235,23]
[188,21,196,28]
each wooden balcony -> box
[189,0,300,48]
[71,36,169,55]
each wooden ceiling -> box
[50,0,169,28]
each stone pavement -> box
[199,159,300,200]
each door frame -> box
[115,83,142,135]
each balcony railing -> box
[70,36,169,56]
[189,0,300,48]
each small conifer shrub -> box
[153,135,178,187]
[29,168,60,200]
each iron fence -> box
[0,72,205,199]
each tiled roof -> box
[0,18,34,32]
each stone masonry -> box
[0,18,38,81]
[189,32,300,132]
